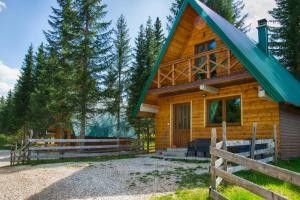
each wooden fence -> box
[10,138,144,165]
[209,122,300,200]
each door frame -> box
[170,101,193,148]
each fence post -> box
[222,122,227,171]
[250,122,257,159]
[210,128,217,191]
[273,124,278,163]
[10,146,13,166]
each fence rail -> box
[209,122,300,200]
[11,138,144,165]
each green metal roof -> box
[132,0,300,117]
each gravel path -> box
[0,157,209,200]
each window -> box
[207,96,241,126]
[194,40,217,80]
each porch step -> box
[162,148,187,157]
[167,148,187,153]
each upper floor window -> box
[207,96,241,126]
[194,40,217,80]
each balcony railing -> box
[153,47,239,88]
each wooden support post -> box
[273,124,278,163]
[250,122,257,159]
[188,59,192,82]
[158,68,161,88]
[222,122,227,171]
[206,55,211,79]
[210,128,217,190]
[227,50,231,75]
[172,64,175,85]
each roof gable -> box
[133,0,300,117]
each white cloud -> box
[243,0,276,41]
[0,1,6,12]
[0,61,20,97]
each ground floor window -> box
[207,96,241,126]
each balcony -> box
[148,47,254,96]
[153,47,241,89]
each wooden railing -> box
[154,47,239,88]
[209,122,300,200]
[10,138,144,165]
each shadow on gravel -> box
[26,158,209,200]
[26,163,177,200]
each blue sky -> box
[0,0,275,97]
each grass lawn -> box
[152,158,300,200]
[0,134,15,150]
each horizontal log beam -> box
[200,84,219,94]
[29,145,120,151]
[148,71,254,95]
[140,103,159,113]
[29,139,132,143]
[258,86,272,101]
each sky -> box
[0,0,276,97]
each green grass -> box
[152,158,300,200]
[0,134,15,150]
[15,154,136,166]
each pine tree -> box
[127,25,147,120]
[14,45,34,132]
[1,91,16,134]
[44,0,79,136]
[153,17,165,58]
[144,17,156,75]
[166,0,249,32]
[269,0,300,80]
[29,43,52,137]
[74,0,112,140]
[0,96,6,132]
[166,0,184,31]
[104,15,131,133]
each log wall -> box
[280,105,300,160]
[155,82,280,149]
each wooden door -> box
[173,103,191,147]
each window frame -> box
[194,40,217,80]
[206,95,242,127]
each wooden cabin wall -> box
[155,82,280,149]
[279,105,300,160]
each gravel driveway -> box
[0,157,209,200]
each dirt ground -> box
[0,156,209,200]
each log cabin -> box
[132,0,300,160]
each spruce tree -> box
[14,45,34,132]
[144,17,156,75]
[1,91,16,134]
[104,15,131,133]
[166,0,249,32]
[127,25,147,120]
[29,43,52,137]
[44,0,79,136]
[153,17,165,58]
[74,0,112,140]
[269,0,300,80]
